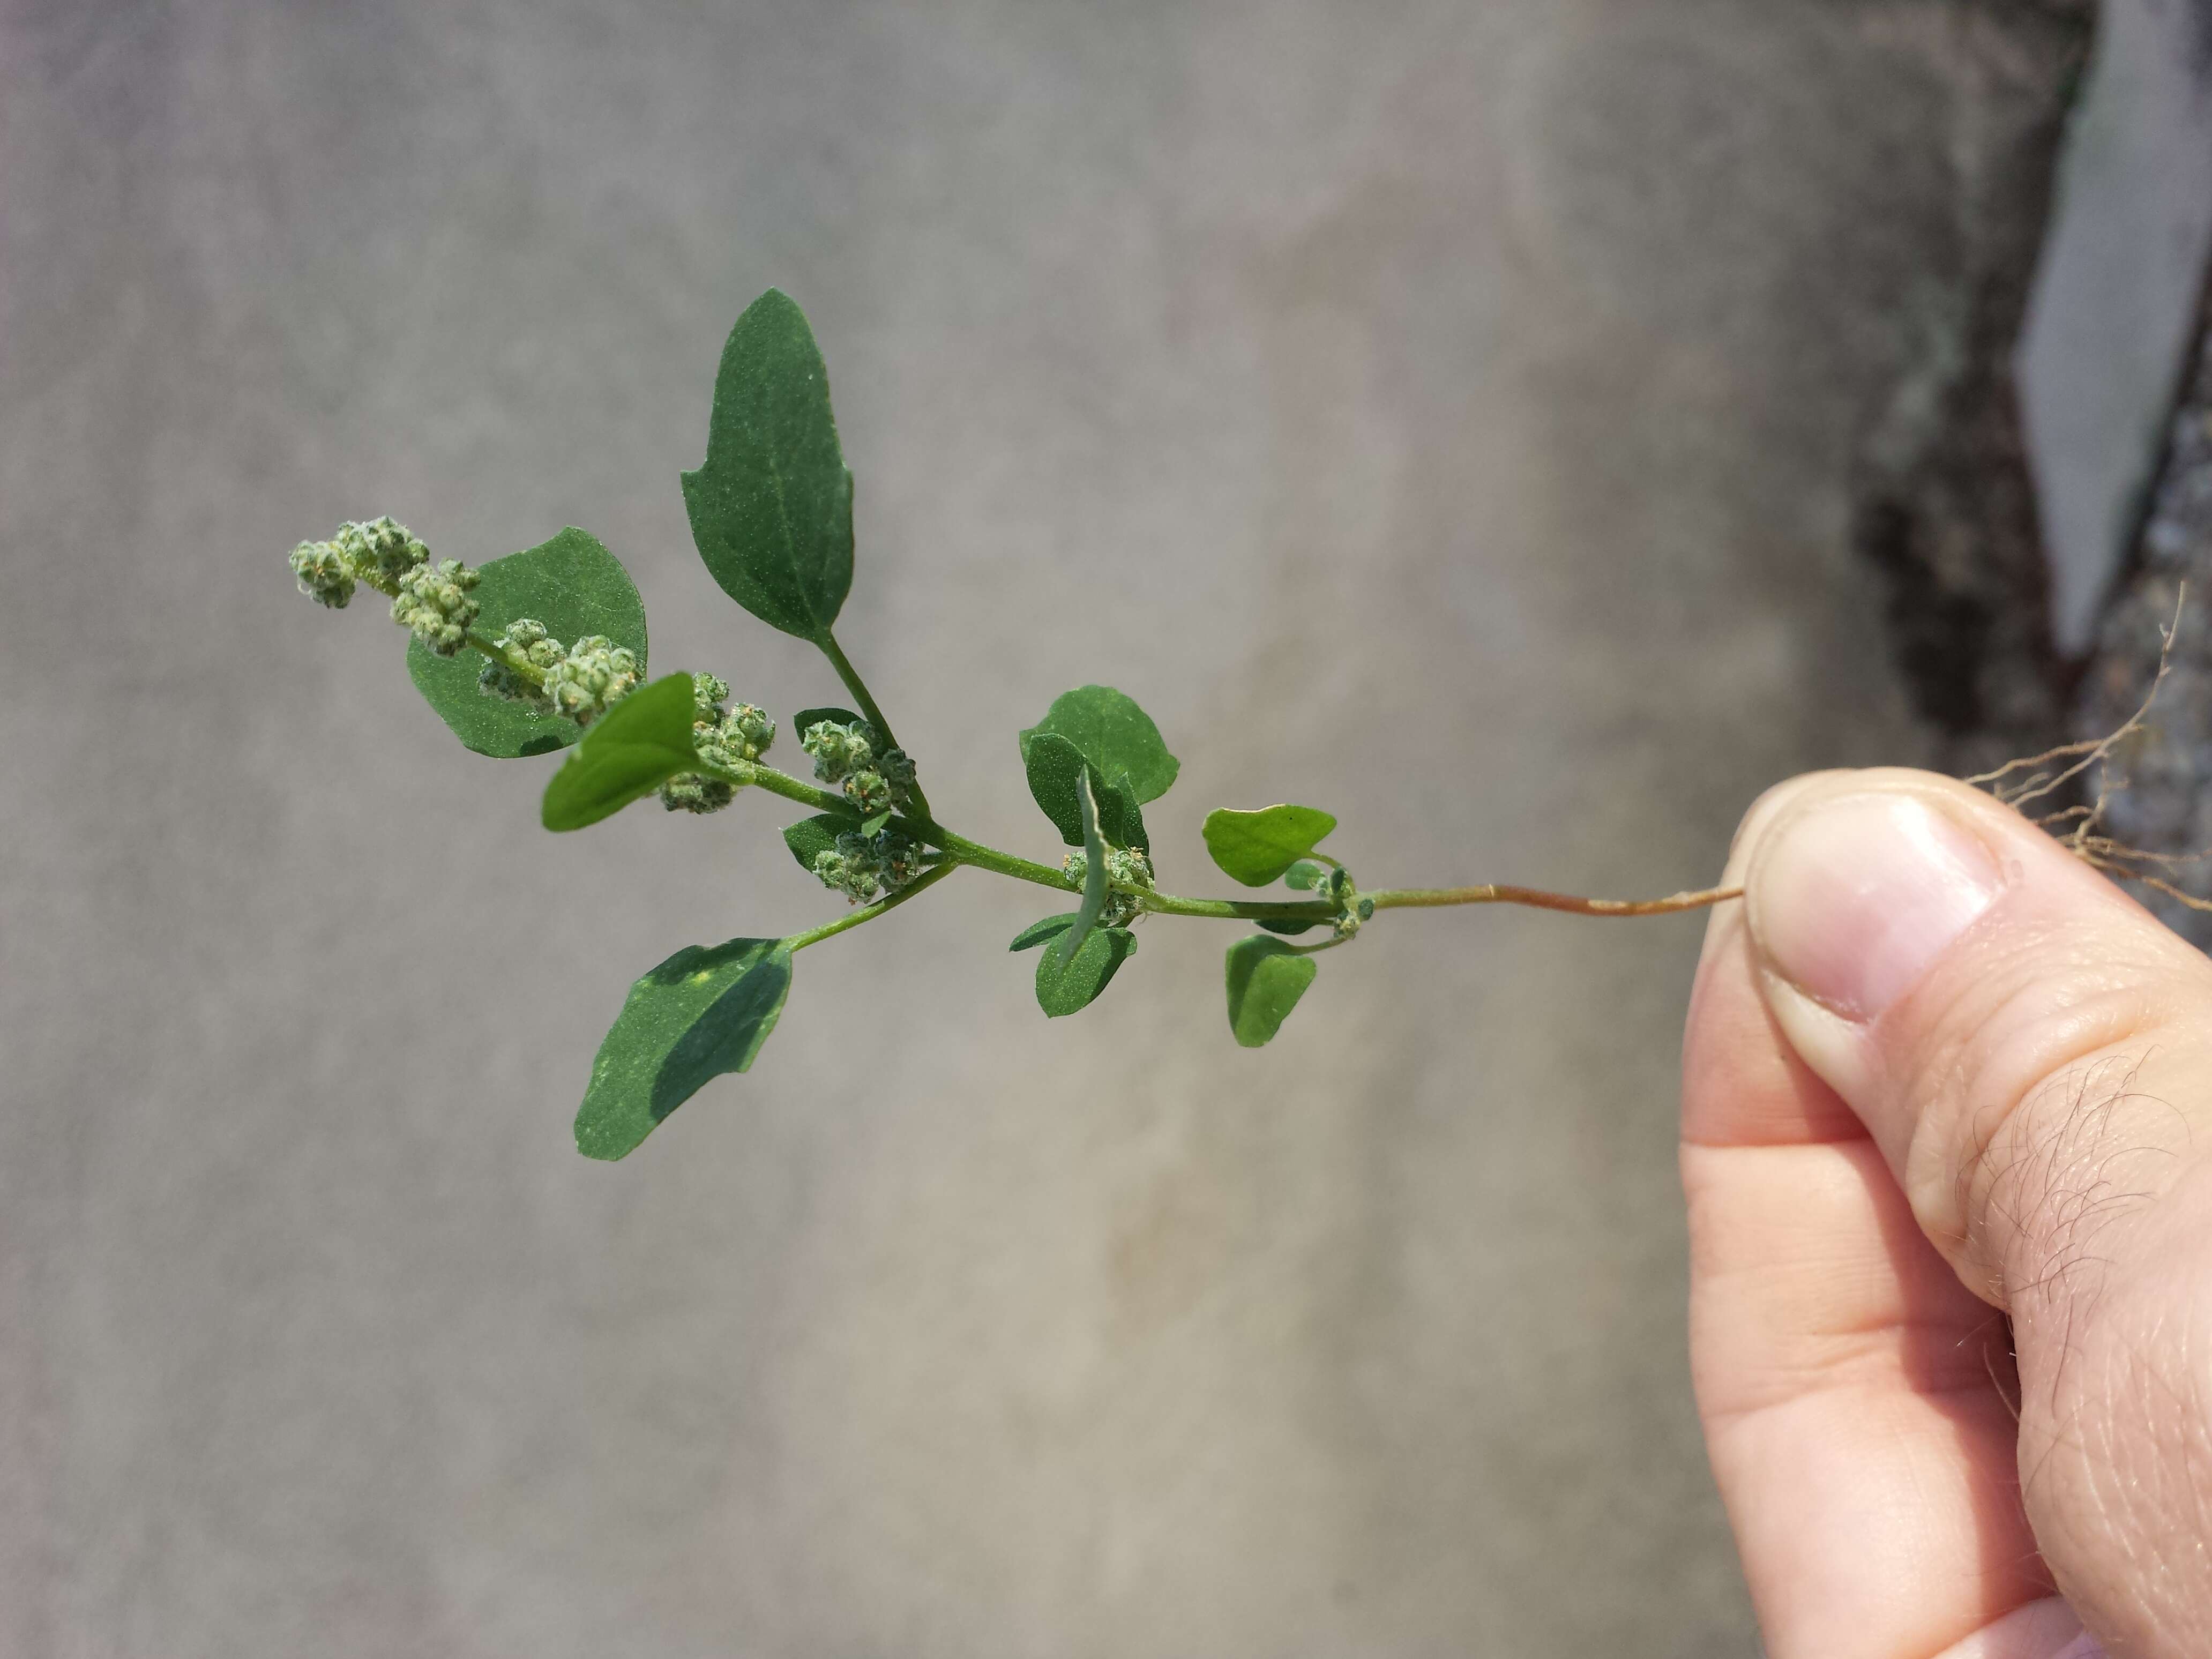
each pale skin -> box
[1684,767,2212,1658]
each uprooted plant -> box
[288,288,1812,1160]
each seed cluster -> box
[812,828,930,903]
[661,673,777,815]
[801,719,917,820]
[391,559,483,656]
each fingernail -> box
[1749,792,2002,1021]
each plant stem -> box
[818,630,933,817]
[722,765,1737,929]
[931,828,1079,892]
[784,860,960,952]
[1141,892,1342,921]
[465,627,544,686]
[1365,882,1742,917]
[716,761,853,816]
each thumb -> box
[1740,768,2212,1657]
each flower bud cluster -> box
[801,719,917,819]
[476,618,567,705]
[339,517,431,583]
[391,559,482,655]
[1307,863,1372,940]
[661,674,776,814]
[287,515,433,610]
[541,635,640,727]
[812,828,930,904]
[1059,844,1155,929]
[288,540,357,608]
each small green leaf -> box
[574,938,793,1160]
[792,705,864,736]
[406,526,647,758]
[860,810,892,837]
[1284,860,1326,891]
[541,673,704,831]
[1009,913,1077,952]
[1035,924,1138,1017]
[1100,773,1149,854]
[1202,805,1339,886]
[681,290,853,644]
[1056,767,1110,968]
[1257,916,1324,936]
[1224,935,1317,1047]
[1023,731,1149,849]
[1018,685,1179,803]
[783,811,860,875]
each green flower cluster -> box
[287,517,488,655]
[812,827,930,903]
[542,636,640,726]
[1291,861,1373,940]
[391,559,482,655]
[342,517,432,583]
[801,719,916,819]
[477,618,566,703]
[473,618,642,729]
[286,515,432,610]
[660,673,776,814]
[1060,844,1155,929]
[287,539,356,608]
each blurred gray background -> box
[1,2,2093,1654]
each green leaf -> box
[1035,924,1138,1017]
[1098,773,1148,854]
[1009,912,1077,952]
[1224,935,1317,1047]
[1284,860,1327,891]
[783,811,860,875]
[1018,685,1179,803]
[1022,731,1149,849]
[1055,767,1110,968]
[406,526,647,758]
[541,673,703,831]
[680,290,853,644]
[1257,916,1324,936]
[574,938,793,1160]
[1202,805,1339,886]
[791,706,863,736]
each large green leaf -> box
[1224,936,1317,1047]
[1056,767,1110,968]
[1034,923,1138,1017]
[782,811,862,875]
[1018,685,1179,803]
[541,673,704,831]
[406,527,647,758]
[1202,805,1338,886]
[680,290,853,643]
[1022,732,1148,849]
[574,938,793,1160]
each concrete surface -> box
[2022,0,2212,654]
[0,3,2075,1654]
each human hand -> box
[1683,768,2212,1658]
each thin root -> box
[1974,585,2210,909]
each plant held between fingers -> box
[287,290,1739,1161]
